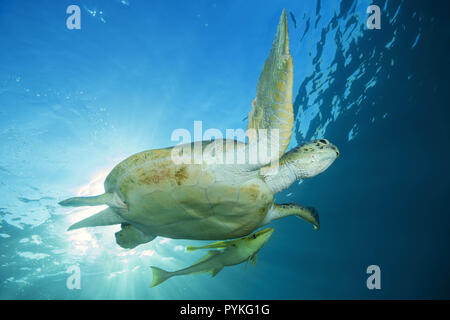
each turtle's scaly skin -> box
[105,141,273,240]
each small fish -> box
[150,228,274,287]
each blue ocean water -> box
[0,0,449,299]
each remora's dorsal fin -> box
[186,239,239,252]
[68,207,125,231]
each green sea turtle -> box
[60,10,339,249]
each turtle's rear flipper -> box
[115,224,156,249]
[68,207,125,231]
[59,192,127,210]
[59,193,113,207]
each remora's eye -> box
[319,139,328,144]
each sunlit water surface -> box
[0,0,449,299]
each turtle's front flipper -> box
[115,224,156,249]
[259,203,320,230]
[246,9,294,163]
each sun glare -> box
[66,169,111,256]
[64,167,189,273]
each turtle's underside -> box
[60,10,339,249]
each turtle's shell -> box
[104,140,274,240]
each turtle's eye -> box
[319,139,328,144]
[252,234,257,239]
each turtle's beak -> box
[331,144,339,157]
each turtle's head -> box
[282,139,339,179]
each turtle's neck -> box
[261,162,299,194]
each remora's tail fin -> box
[150,266,173,288]
[59,193,113,207]
[68,207,125,231]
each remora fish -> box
[150,228,274,287]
